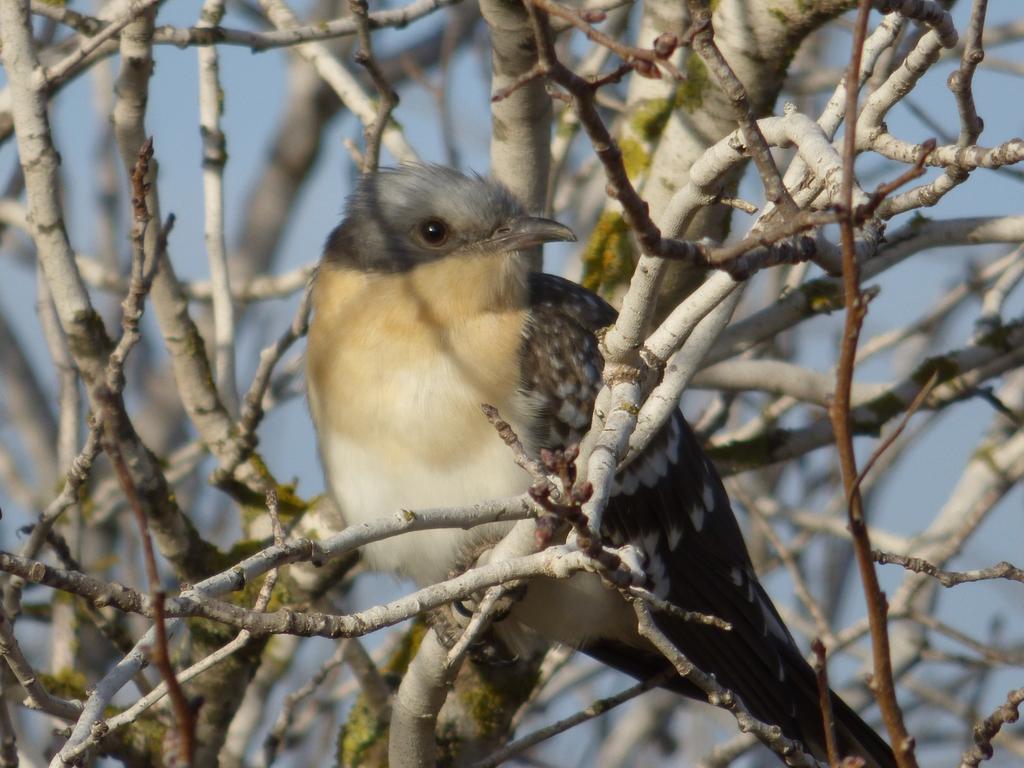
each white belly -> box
[309,315,544,584]
[319,424,531,586]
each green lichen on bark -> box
[911,354,962,387]
[677,54,710,114]
[436,652,544,767]
[96,711,166,767]
[581,211,636,299]
[629,96,675,143]
[338,694,390,768]
[186,615,270,766]
[221,454,312,526]
[708,429,790,472]
[39,668,88,700]
[337,621,427,767]
[863,391,907,426]
[974,320,1022,352]
[619,136,651,180]
[798,277,844,313]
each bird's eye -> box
[417,218,449,247]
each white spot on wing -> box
[641,530,660,557]
[761,598,790,642]
[690,501,705,531]
[639,532,669,598]
[701,481,716,512]
[729,565,743,587]
[647,553,669,598]
[667,523,684,550]
[616,471,639,496]
[556,401,580,426]
[637,450,668,488]
[556,381,575,399]
[666,418,681,464]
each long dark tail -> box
[825,690,897,768]
[585,639,896,768]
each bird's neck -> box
[307,251,532,415]
[311,251,530,330]
[307,249,534,458]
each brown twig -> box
[856,138,936,220]
[852,371,939,495]
[480,403,549,486]
[685,1,798,218]
[223,277,314,476]
[349,0,398,173]
[513,5,820,285]
[812,639,841,768]
[837,5,916,767]
[528,444,605,557]
[705,210,836,278]
[99,140,195,764]
[528,0,682,80]
[831,3,917,767]
[491,64,547,103]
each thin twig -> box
[948,0,989,147]
[444,585,512,670]
[4,418,102,616]
[831,3,917,766]
[529,0,682,79]
[263,642,349,764]
[0,603,81,719]
[959,686,1024,768]
[872,553,1024,588]
[470,670,676,768]
[98,140,195,764]
[39,0,163,89]
[222,277,314,477]
[855,138,936,220]
[852,371,939,495]
[350,0,399,172]
[685,0,798,217]
[480,403,549,486]
[812,639,840,768]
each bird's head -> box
[323,164,576,273]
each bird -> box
[306,163,896,767]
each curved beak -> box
[488,216,577,251]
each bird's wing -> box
[520,273,614,448]
[520,273,893,767]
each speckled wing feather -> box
[520,273,612,448]
[519,273,895,768]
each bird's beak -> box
[488,216,577,251]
